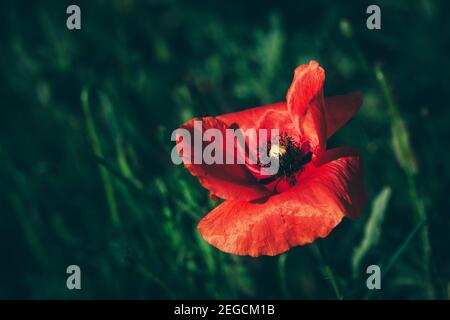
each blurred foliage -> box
[0,0,449,299]
[352,186,391,278]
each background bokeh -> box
[0,0,449,299]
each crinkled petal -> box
[217,102,299,139]
[325,92,363,138]
[197,147,367,256]
[286,60,327,151]
[176,117,271,201]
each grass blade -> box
[81,88,121,227]
[352,186,391,277]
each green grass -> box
[0,0,449,299]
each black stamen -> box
[258,133,312,186]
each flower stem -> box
[313,242,343,300]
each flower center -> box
[269,144,287,158]
[259,133,312,188]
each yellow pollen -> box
[269,144,287,158]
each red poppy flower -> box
[176,60,367,257]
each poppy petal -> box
[217,102,299,139]
[325,92,363,138]
[286,60,327,152]
[217,102,301,182]
[197,147,367,256]
[176,117,271,201]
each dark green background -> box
[0,0,449,299]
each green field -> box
[0,0,449,299]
